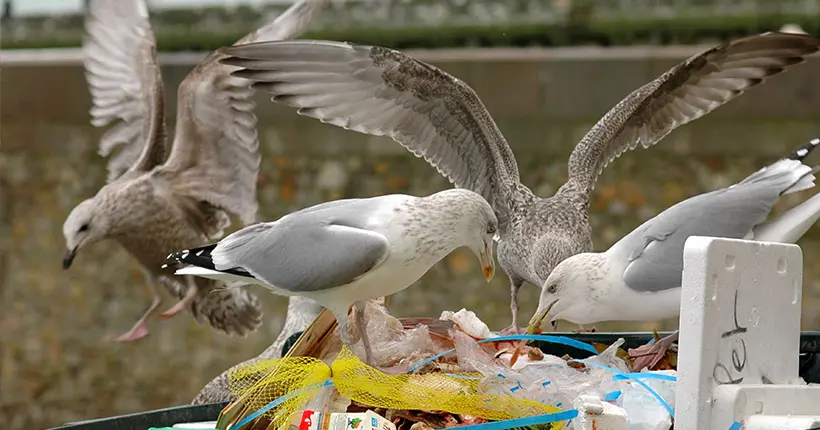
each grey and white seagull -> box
[213,32,820,332]
[526,137,820,362]
[60,0,330,342]
[166,189,498,365]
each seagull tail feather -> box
[166,244,264,336]
[752,191,820,243]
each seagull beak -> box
[479,242,495,282]
[62,247,77,270]
[527,300,558,334]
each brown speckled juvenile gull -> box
[215,33,820,331]
[167,189,498,365]
[60,0,330,342]
[192,296,323,405]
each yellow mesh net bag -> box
[227,345,565,430]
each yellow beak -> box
[479,243,495,282]
[526,310,546,334]
[527,299,558,334]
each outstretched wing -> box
[218,39,523,227]
[566,32,820,196]
[83,0,167,183]
[160,0,330,225]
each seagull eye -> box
[486,224,497,235]
[547,284,558,294]
[78,223,89,233]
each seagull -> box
[528,137,820,335]
[60,0,330,342]
[212,32,820,332]
[166,189,499,365]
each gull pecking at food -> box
[166,189,498,365]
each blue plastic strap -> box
[570,359,674,417]
[449,409,579,430]
[604,390,622,401]
[408,334,598,373]
[728,421,743,430]
[613,372,677,382]
[234,379,334,429]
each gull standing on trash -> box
[166,189,498,365]
[528,137,820,336]
[60,0,330,342]
[212,33,820,332]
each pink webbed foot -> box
[159,281,197,320]
[112,280,164,342]
[113,320,151,342]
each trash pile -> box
[215,301,678,430]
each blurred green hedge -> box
[2,13,817,51]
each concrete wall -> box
[1,46,819,428]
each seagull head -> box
[527,252,605,333]
[62,197,110,270]
[462,192,498,283]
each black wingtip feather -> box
[785,137,820,161]
[166,243,254,278]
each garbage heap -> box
[215,301,677,430]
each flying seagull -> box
[528,137,820,334]
[61,0,330,342]
[213,32,820,332]
[166,189,498,365]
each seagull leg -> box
[501,278,524,335]
[113,272,163,342]
[330,306,360,357]
[158,275,198,320]
[354,301,374,366]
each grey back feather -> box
[617,158,811,293]
[564,32,820,198]
[211,199,391,293]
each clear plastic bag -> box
[615,369,676,430]
[451,332,636,415]
[302,383,352,414]
[347,301,444,369]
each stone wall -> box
[1,47,819,429]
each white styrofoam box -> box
[572,394,629,430]
[745,415,820,429]
[711,385,820,429]
[675,237,804,430]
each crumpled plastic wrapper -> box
[346,301,446,371]
[439,309,493,339]
[453,333,632,413]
